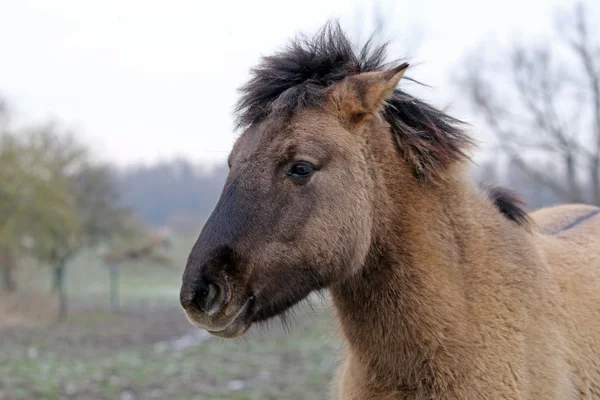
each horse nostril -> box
[193,280,224,316]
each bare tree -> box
[458,2,600,205]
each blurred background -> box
[1,0,599,399]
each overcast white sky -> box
[0,0,585,167]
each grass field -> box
[0,236,341,399]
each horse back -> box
[530,204,600,397]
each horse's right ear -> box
[326,62,409,126]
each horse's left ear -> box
[326,62,409,125]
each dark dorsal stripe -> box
[549,208,600,235]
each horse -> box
[180,22,600,399]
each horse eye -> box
[287,161,314,179]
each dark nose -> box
[181,277,225,316]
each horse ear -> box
[326,62,409,125]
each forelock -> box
[234,21,393,129]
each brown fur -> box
[180,22,600,399]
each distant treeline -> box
[113,159,227,231]
[113,157,573,231]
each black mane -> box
[235,21,473,180]
[485,186,531,228]
[235,21,389,128]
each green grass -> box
[1,305,339,399]
[1,235,341,399]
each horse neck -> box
[329,168,486,390]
